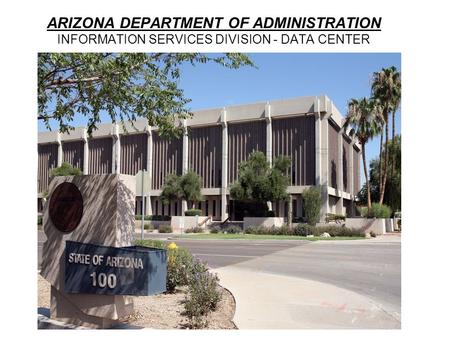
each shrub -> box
[316,225,363,237]
[166,246,198,292]
[209,225,221,234]
[358,206,368,217]
[370,231,377,238]
[367,203,392,218]
[325,213,346,222]
[37,216,43,226]
[143,223,153,230]
[223,225,242,234]
[292,224,315,236]
[158,225,173,233]
[185,226,204,233]
[303,187,322,225]
[134,239,167,249]
[243,224,364,237]
[184,267,222,328]
[185,209,202,216]
[51,162,82,177]
[276,225,292,235]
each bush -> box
[158,225,173,233]
[367,203,392,218]
[209,225,221,234]
[37,216,42,226]
[134,239,167,249]
[51,162,82,177]
[135,239,222,327]
[185,209,202,216]
[223,225,242,234]
[358,206,368,217]
[143,223,154,230]
[277,225,292,235]
[325,213,346,222]
[184,267,222,328]
[303,187,322,225]
[370,231,377,238]
[185,226,204,233]
[166,246,199,292]
[292,224,315,236]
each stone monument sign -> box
[41,174,137,328]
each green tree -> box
[160,174,181,205]
[179,171,203,209]
[357,135,401,212]
[371,66,401,204]
[38,53,254,137]
[50,162,83,177]
[344,98,383,210]
[303,187,322,225]
[230,151,291,209]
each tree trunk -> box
[378,128,384,200]
[287,195,293,229]
[362,143,372,210]
[379,113,390,204]
[391,110,396,179]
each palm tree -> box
[371,66,401,204]
[344,98,383,210]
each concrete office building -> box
[38,95,361,222]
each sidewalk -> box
[213,265,401,329]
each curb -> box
[219,284,239,329]
[38,314,87,329]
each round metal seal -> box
[49,182,83,233]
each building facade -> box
[38,95,361,222]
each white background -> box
[0,0,449,337]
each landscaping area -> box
[174,233,364,241]
[38,239,236,329]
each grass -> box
[175,233,365,241]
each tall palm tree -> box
[344,98,383,210]
[371,66,401,204]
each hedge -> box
[185,209,202,216]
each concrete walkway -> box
[215,266,400,329]
[213,236,401,329]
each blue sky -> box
[38,53,401,185]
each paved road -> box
[38,231,401,319]
[37,230,307,268]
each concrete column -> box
[82,128,89,174]
[181,120,188,215]
[56,132,62,167]
[265,102,273,211]
[145,126,153,215]
[112,124,120,174]
[336,129,344,215]
[220,108,229,221]
[315,97,329,222]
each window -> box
[155,200,159,215]
[213,200,216,217]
